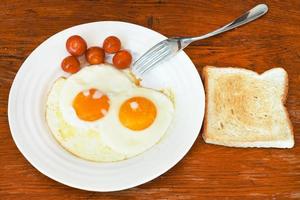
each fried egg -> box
[46,64,174,162]
[59,65,134,129]
[101,87,174,157]
[46,77,126,162]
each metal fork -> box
[131,4,268,78]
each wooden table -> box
[1,0,300,199]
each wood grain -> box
[1,0,300,199]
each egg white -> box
[46,64,175,162]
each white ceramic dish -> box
[8,21,205,191]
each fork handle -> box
[178,4,268,48]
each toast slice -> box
[202,66,294,148]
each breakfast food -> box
[103,36,121,53]
[46,64,174,162]
[202,66,294,148]
[61,56,80,73]
[61,35,132,73]
[85,47,105,64]
[47,35,173,162]
[113,50,132,69]
[66,35,87,56]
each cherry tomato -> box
[85,47,105,64]
[113,50,132,69]
[103,36,121,53]
[61,55,80,73]
[66,35,87,56]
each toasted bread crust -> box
[201,66,210,142]
[281,71,294,146]
[201,66,294,148]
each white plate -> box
[8,21,205,191]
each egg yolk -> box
[119,97,157,131]
[73,89,110,121]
